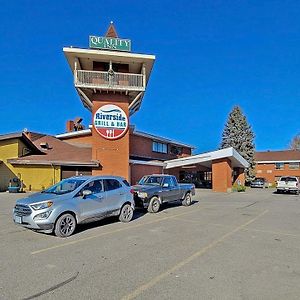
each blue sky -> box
[1,0,299,153]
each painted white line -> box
[31,206,209,255]
[121,209,269,300]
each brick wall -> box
[255,163,300,183]
[130,164,163,185]
[91,94,130,180]
[129,134,191,160]
[212,158,232,192]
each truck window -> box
[163,177,175,187]
[139,176,163,185]
[171,176,178,186]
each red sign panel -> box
[93,104,128,140]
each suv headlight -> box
[34,211,52,220]
[31,201,53,210]
[137,192,148,198]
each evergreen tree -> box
[220,106,256,183]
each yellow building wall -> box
[0,139,20,158]
[0,139,61,191]
[13,165,61,191]
[0,139,20,191]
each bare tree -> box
[289,134,300,150]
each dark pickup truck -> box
[132,174,195,213]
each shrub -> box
[232,184,246,192]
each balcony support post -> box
[142,64,146,88]
[74,61,77,85]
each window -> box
[289,162,300,169]
[123,180,130,187]
[104,179,122,191]
[44,178,86,195]
[279,176,297,182]
[83,180,104,194]
[171,176,178,187]
[170,145,182,155]
[163,177,175,187]
[139,176,163,185]
[275,163,284,170]
[152,141,167,153]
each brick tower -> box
[63,23,155,179]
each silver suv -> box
[13,176,134,237]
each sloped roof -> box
[0,132,43,154]
[0,132,24,141]
[255,150,300,162]
[8,135,98,167]
[56,127,195,149]
[105,22,118,38]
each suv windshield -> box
[280,177,297,182]
[138,176,163,186]
[42,178,86,195]
[254,178,265,182]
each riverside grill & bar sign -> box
[89,36,131,52]
[93,104,129,140]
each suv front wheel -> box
[54,213,77,237]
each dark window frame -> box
[152,141,168,154]
[275,162,284,170]
[289,162,300,170]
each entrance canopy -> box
[165,148,249,192]
[165,147,249,169]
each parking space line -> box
[31,205,210,255]
[121,209,268,300]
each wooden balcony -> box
[75,70,145,92]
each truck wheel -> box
[182,192,192,206]
[148,197,160,213]
[119,204,134,222]
[54,213,76,238]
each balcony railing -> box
[75,70,145,92]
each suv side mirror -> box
[82,189,92,198]
[163,183,169,188]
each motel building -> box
[255,150,300,184]
[0,24,248,193]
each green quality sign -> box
[89,36,131,52]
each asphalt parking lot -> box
[1,189,300,300]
